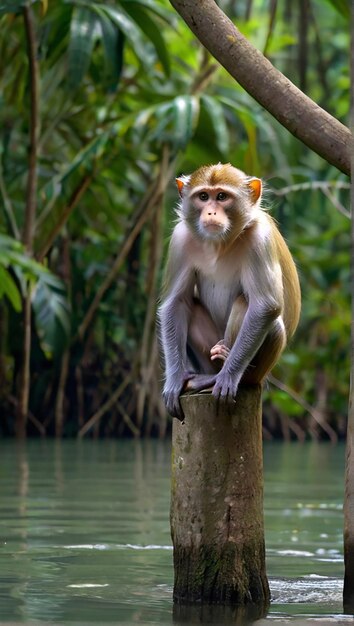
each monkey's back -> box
[271,221,301,339]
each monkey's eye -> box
[217,192,228,201]
[198,192,209,202]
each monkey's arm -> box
[157,229,195,418]
[213,237,284,399]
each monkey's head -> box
[176,163,262,243]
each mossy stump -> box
[170,386,270,608]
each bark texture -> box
[169,0,350,176]
[344,406,354,611]
[170,386,269,608]
[343,4,354,608]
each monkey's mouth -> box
[203,221,224,232]
[201,223,226,239]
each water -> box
[0,440,350,624]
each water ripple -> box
[62,543,173,551]
[270,576,342,605]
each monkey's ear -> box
[248,177,262,202]
[176,175,191,197]
[176,177,185,197]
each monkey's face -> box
[188,188,234,240]
[187,187,251,242]
[176,164,262,244]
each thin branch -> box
[16,5,40,438]
[78,375,132,438]
[298,0,309,92]
[285,416,306,442]
[309,3,330,100]
[9,394,46,437]
[270,180,350,195]
[263,0,278,58]
[270,180,351,218]
[245,0,253,20]
[116,399,140,437]
[269,374,338,443]
[189,48,218,94]
[321,187,351,219]
[16,293,32,438]
[77,197,152,340]
[55,348,70,438]
[37,173,92,262]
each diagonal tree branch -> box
[269,375,337,443]
[77,153,177,341]
[37,172,93,262]
[169,0,351,176]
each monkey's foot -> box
[184,374,216,392]
[210,340,230,362]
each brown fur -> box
[272,222,301,339]
[189,163,246,189]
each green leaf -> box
[67,6,98,88]
[201,95,229,155]
[266,33,297,55]
[32,275,71,358]
[40,132,109,204]
[0,237,70,332]
[322,0,350,18]
[0,234,44,284]
[120,1,170,76]
[98,11,124,90]
[0,266,22,312]
[172,95,200,148]
[91,4,151,69]
[120,0,173,24]
[62,133,109,180]
[0,0,25,14]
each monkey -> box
[157,163,301,420]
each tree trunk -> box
[16,6,40,438]
[15,293,31,439]
[343,2,354,609]
[170,386,269,610]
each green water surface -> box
[0,440,348,624]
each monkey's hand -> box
[210,340,230,362]
[163,372,194,420]
[212,369,241,401]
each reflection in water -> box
[16,442,29,548]
[173,601,268,624]
[0,440,347,624]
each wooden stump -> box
[170,386,270,608]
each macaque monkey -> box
[158,163,301,419]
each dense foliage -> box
[0,0,350,439]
